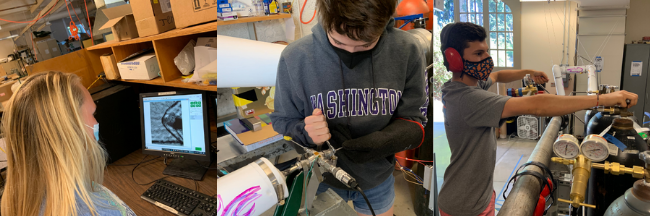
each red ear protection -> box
[444,47,463,73]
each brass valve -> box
[592,161,647,179]
[552,157,574,165]
[551,155,594,208]
[552,153,650,209]
[591,107,633,117]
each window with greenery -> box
[459,0,483,26]
[432,0,517,99]
[489,0,514,68]
[432,0,454,101]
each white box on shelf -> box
[117,51,160,80]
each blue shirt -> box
[41,184,136,216]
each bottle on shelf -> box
[269,0,278,14]
[264,0,270,16]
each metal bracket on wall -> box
[247,23,257,40]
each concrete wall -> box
[521,1,578,96]
[625,0,650,44]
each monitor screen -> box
[141,93,207,157]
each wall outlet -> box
[551,83,556,87]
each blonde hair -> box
[1,71,107,216]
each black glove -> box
[341,118,424,164]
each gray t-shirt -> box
[438,79,510,216]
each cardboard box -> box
[47,39,60,58]
[131,0,176,37]
[99,4,139,41]
[100,53,121,80]
[117,51,160,80]
[35,38,61,61]
[82,39,94,48]
[105,33,115,42]
[170,0,219,29]
[33,35,52,42]
[195,37,217,72]
[231,87,274,119]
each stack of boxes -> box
[218,0,238,21]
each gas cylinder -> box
[603,180,650,216]
[585,118,649,216]
[584,110,596,135]
[585,112,617,136]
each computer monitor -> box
[140,91,211,180]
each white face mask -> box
[85,123,99,141]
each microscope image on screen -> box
[150,101,184,146]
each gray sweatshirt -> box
[270,19,428,190]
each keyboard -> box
[141,179,218,216]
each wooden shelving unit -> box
[216,13,291,27]
[83,14,290,91]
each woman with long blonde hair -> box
[1,72,135,216]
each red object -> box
[643,36,650,41]
[444,48,464,73]
[541,178,553,197]
[65,1,80,41]
[396,118,425,148]
[84,0,94,46]
[69,21,80,40]
[395,0,430,30]
[300,0,316,24]
[427,0,433,30]
[538,90,544,94]
[534,178,553,216]
[395,149,416,170]
[534,195,546,216]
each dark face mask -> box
[329,37,381,69]
[462,57,494,81]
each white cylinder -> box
[217,158,289,216]
[216,36,287,88]
[552,64,566,96]
[586,65,598,95]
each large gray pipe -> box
[497,116,562,216]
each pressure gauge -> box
[553,134,581,159]
[581,135,610,162]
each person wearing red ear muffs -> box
[437,22,638,216]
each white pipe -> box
[553,64,566,96]
[586,65,598,95]
[216,158,288,216]
[552,64,598,96]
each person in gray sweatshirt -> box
[269,0,429,215]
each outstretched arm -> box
[490,69,549,84]
[502,91,639,118]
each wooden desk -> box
[103,149,218,216]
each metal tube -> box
[497,117,563,216]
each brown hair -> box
[317,0,397,42]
